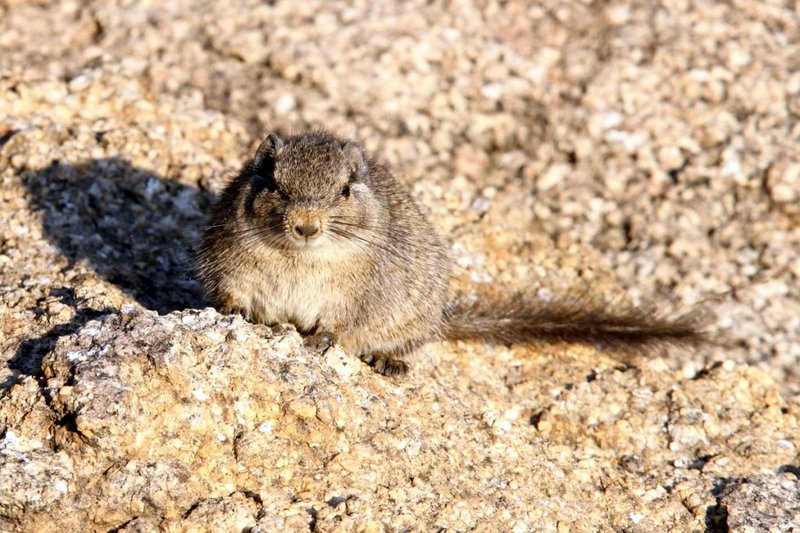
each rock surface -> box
[715,475,800,532]
[2,305,798,531]
[1,0,798,531]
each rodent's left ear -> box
[254,133,284,168]
[341,141,367,177]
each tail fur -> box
[443,293,709,351]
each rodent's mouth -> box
[285,234,327,250]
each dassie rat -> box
[198,132,705,375]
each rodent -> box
[197,131,707,376]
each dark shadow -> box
[9,158,215,386]
[10,306,114,379]
[705,476,739,533]
[21,157,213,313]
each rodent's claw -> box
[359,353,409,376]
[305,331,337,353]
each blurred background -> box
[1,0,798,396]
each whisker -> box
[329,227,412,261]
[328,221,444,255]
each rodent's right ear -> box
[341,141,367,178]
[253,133,284,168]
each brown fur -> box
[445,293,707,351]
[197,132,708,375]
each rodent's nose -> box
[294,222,321,239]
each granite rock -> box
[1,0,799,530]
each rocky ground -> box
[1,0,798,531]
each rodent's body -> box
[198,132,450,373]
[215,242,350,332]
[198,132,706,375]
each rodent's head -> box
[240,132,384,251]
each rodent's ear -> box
[253,133,284,168]
[341,141,367,178]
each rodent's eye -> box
[341,183,351,199]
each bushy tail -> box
[443,293,709,350]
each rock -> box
[2,305,799,531]
[1,0,799,529]
[657,146,685,172]
[714,475,800,532]
[767,161,800,215]
[538,162,572,191]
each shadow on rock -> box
[10,305,113,381]
[22,158,214,313]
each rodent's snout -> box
[293,221,321,239]
[286,206,325,242]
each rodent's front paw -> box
[359,353,409,376]
[304,331,337,353]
